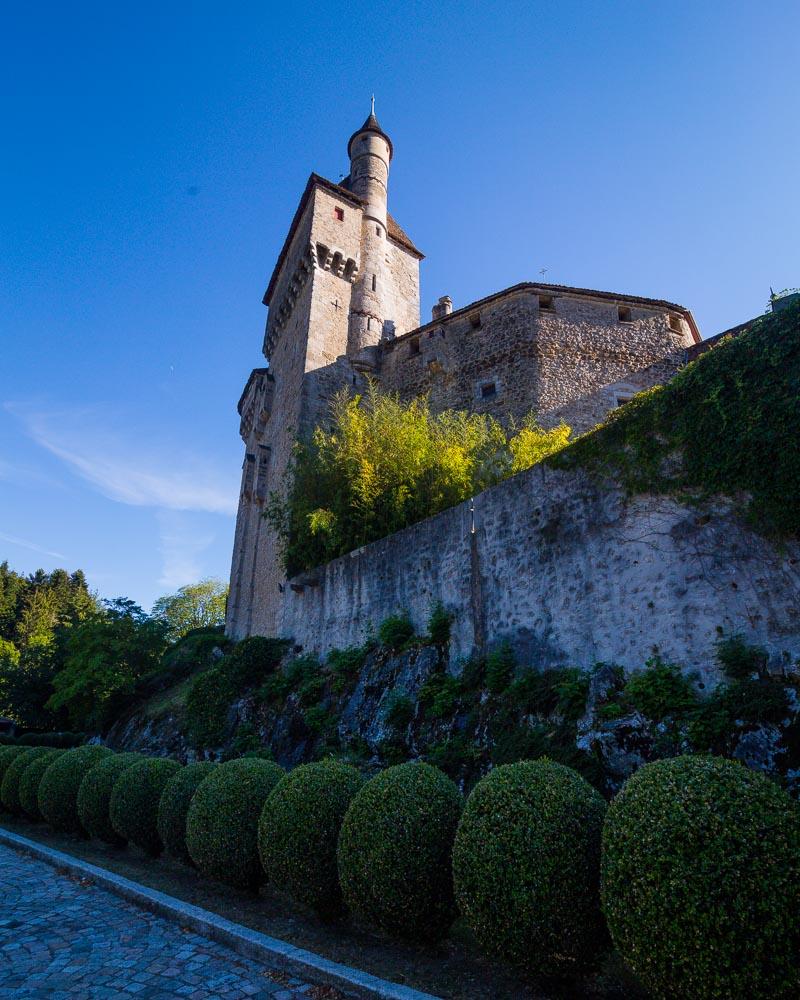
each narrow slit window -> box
[376,225,381,236]
[618,306,632,323]
[371,273,377,291]
[334,207,344,221]
[539,295,554,312]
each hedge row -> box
[1,743,798,996]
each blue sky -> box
[2,1,799,611]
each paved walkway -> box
[0,843,324,999]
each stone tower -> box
[346,99,393,352]
[226,106,422,638]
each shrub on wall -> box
[259,759,363,917]
[185,668,235,750]
[109,757,181,856]
[157,761,217,865]
[186,757,284,889]
[18,749,64,820]
[601,755,800,999]
[453,759,607,975]
[1,747,55,815]
[77,752,143,845]
[38,745,114,835]
[226,637,289,687]
[378,614,415,651]
[337,761,463,941]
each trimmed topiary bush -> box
[157,761,217,865]
[38,745,113,835]
[186,757,284,889]
[0,746,29,809]
[18,749,64,820]
[1,747,55,816]
[601,755,800,999]
[259,759,363,917]
[77,752,143,845]
[337,761,463,941]
[109,757,181,856]
[452,759,608,975]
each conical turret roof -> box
[347,103,393,160]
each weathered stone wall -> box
[377,285,694,433]
[277,464,800,684]
[384,238,420,337]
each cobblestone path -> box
[0,843,323,999]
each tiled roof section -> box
[386,214,424,259]
[237,367,270,415]
[385,282,702,346]
[263,173,422,305]
[686,318,757,361]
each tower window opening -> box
[372,273,377,291]
[668,313,682,333]
[481,382,497,399]
[376,225,381,236]
[539,295,554,312]
[409,337,420,356]
[618,306,632,323]
[367,317,371,331]
[470,313,482,330]
[334,207,344,221]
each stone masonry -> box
[226,108,704,645]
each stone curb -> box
[0,827,440,1000]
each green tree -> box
[46,598,169,732]
[151,578,228,641]
[267,382,569,575]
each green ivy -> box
[550,300,800,539]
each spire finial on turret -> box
[370,94,375,116]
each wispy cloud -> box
[155,510,217,593]
[0,532,66,560]
[6,402,237,516]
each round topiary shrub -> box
[1,747,55,816]
[0,746,29,809]
[18,749,64,820]
[157,761,217,865]
[259,759,363,917]
[77,752,143,845]
[452,759,607,975]
[186,757,284,889]
[601,755,800,1000]
[38,745,113,835]
[109,757,181,856]
[337,761,463,941]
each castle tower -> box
[226,107,422,639]
[346,99,394,352]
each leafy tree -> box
[152,578,228,641]
[266,381,570,575]
[46,598,169,732]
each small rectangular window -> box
[334,207,344,221]
[481,382,497,399]
[376,225,381,236]
[371,274,377,291]
[470,313,482,330]
[668,313,682,333]
[539,295,554,312]
[618,306,632,323]
[409,337,420,356]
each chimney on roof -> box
[432,295,452,321]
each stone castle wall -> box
[377,286,694,434]
[277,463,800,684]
